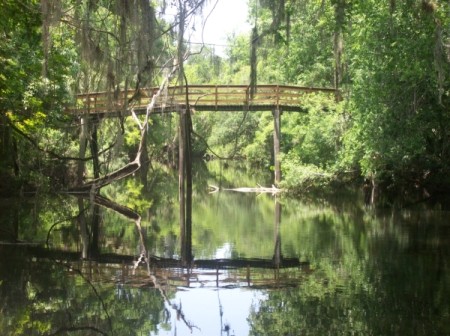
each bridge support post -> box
[77,116,88,185]
[178,108,193,265]
[272,108,282,185]
[273,198,282,268]
[185,109,193,265]
[178,109,186,262]
[90,115,100,179]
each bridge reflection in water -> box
[23,195,310,290]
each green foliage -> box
[208,0,450,191]
[0,0,74,117]
[0,251,165,335]
[103,178,152,213]
[207,111,259,158]
[0,0,78,190]
[243,113,273,166]
[1,0,449,193]
[223,35,252,84]
[342,0,450,188]
[185,47,223,84]
[0,1,42,113]
[286,95,344,169]
[281,158,333,192]
[247,191,450,335]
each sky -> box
[190,0,251,50]
[161,0,251,56]
[156,284,266,336]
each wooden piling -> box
[273,198,282,267]
[185,109,193,264]
[273,108,282,185]
[178,109,186,260]
[179,107,193,265]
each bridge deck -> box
[69,84,336,116]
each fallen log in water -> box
[209,185,283,194]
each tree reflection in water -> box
[1,163,450,335]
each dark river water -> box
[1,161,450,335]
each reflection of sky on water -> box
[214,242,232,259]
[157,287,265,336]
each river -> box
[0,161,449,335]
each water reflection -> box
[1,162,450,335]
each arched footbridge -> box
[69,84,337,186]
[69,84,337,116]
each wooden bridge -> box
[70,84,336,190]
[70,84,337,116]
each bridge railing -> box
[70,85,336,115]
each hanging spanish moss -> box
[175,0,208,86]
[249,0,294,97]
[259,0,286,25]
[177,0,186,86]
[250,26,258,98]
[137,0,155,70]
[434,20,447,105]
[73,0,106,90]
[257,0,290,42]
[41,0,62,78]
[43,0,208,122]
[389,0,396,13]
[61,0,158,95]
[333,0,346,90]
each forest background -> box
[1,0,449,197]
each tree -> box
[0,0,213,194]
[343,0,450,190]
[0,1,75,191]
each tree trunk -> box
[89,204,101,258]
[77,116,88,185]
[140,132,149,191]
[89,116,100,179]
[77,197,89,259]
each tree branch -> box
[7,117,116,162]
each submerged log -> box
[209,185,283,194]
